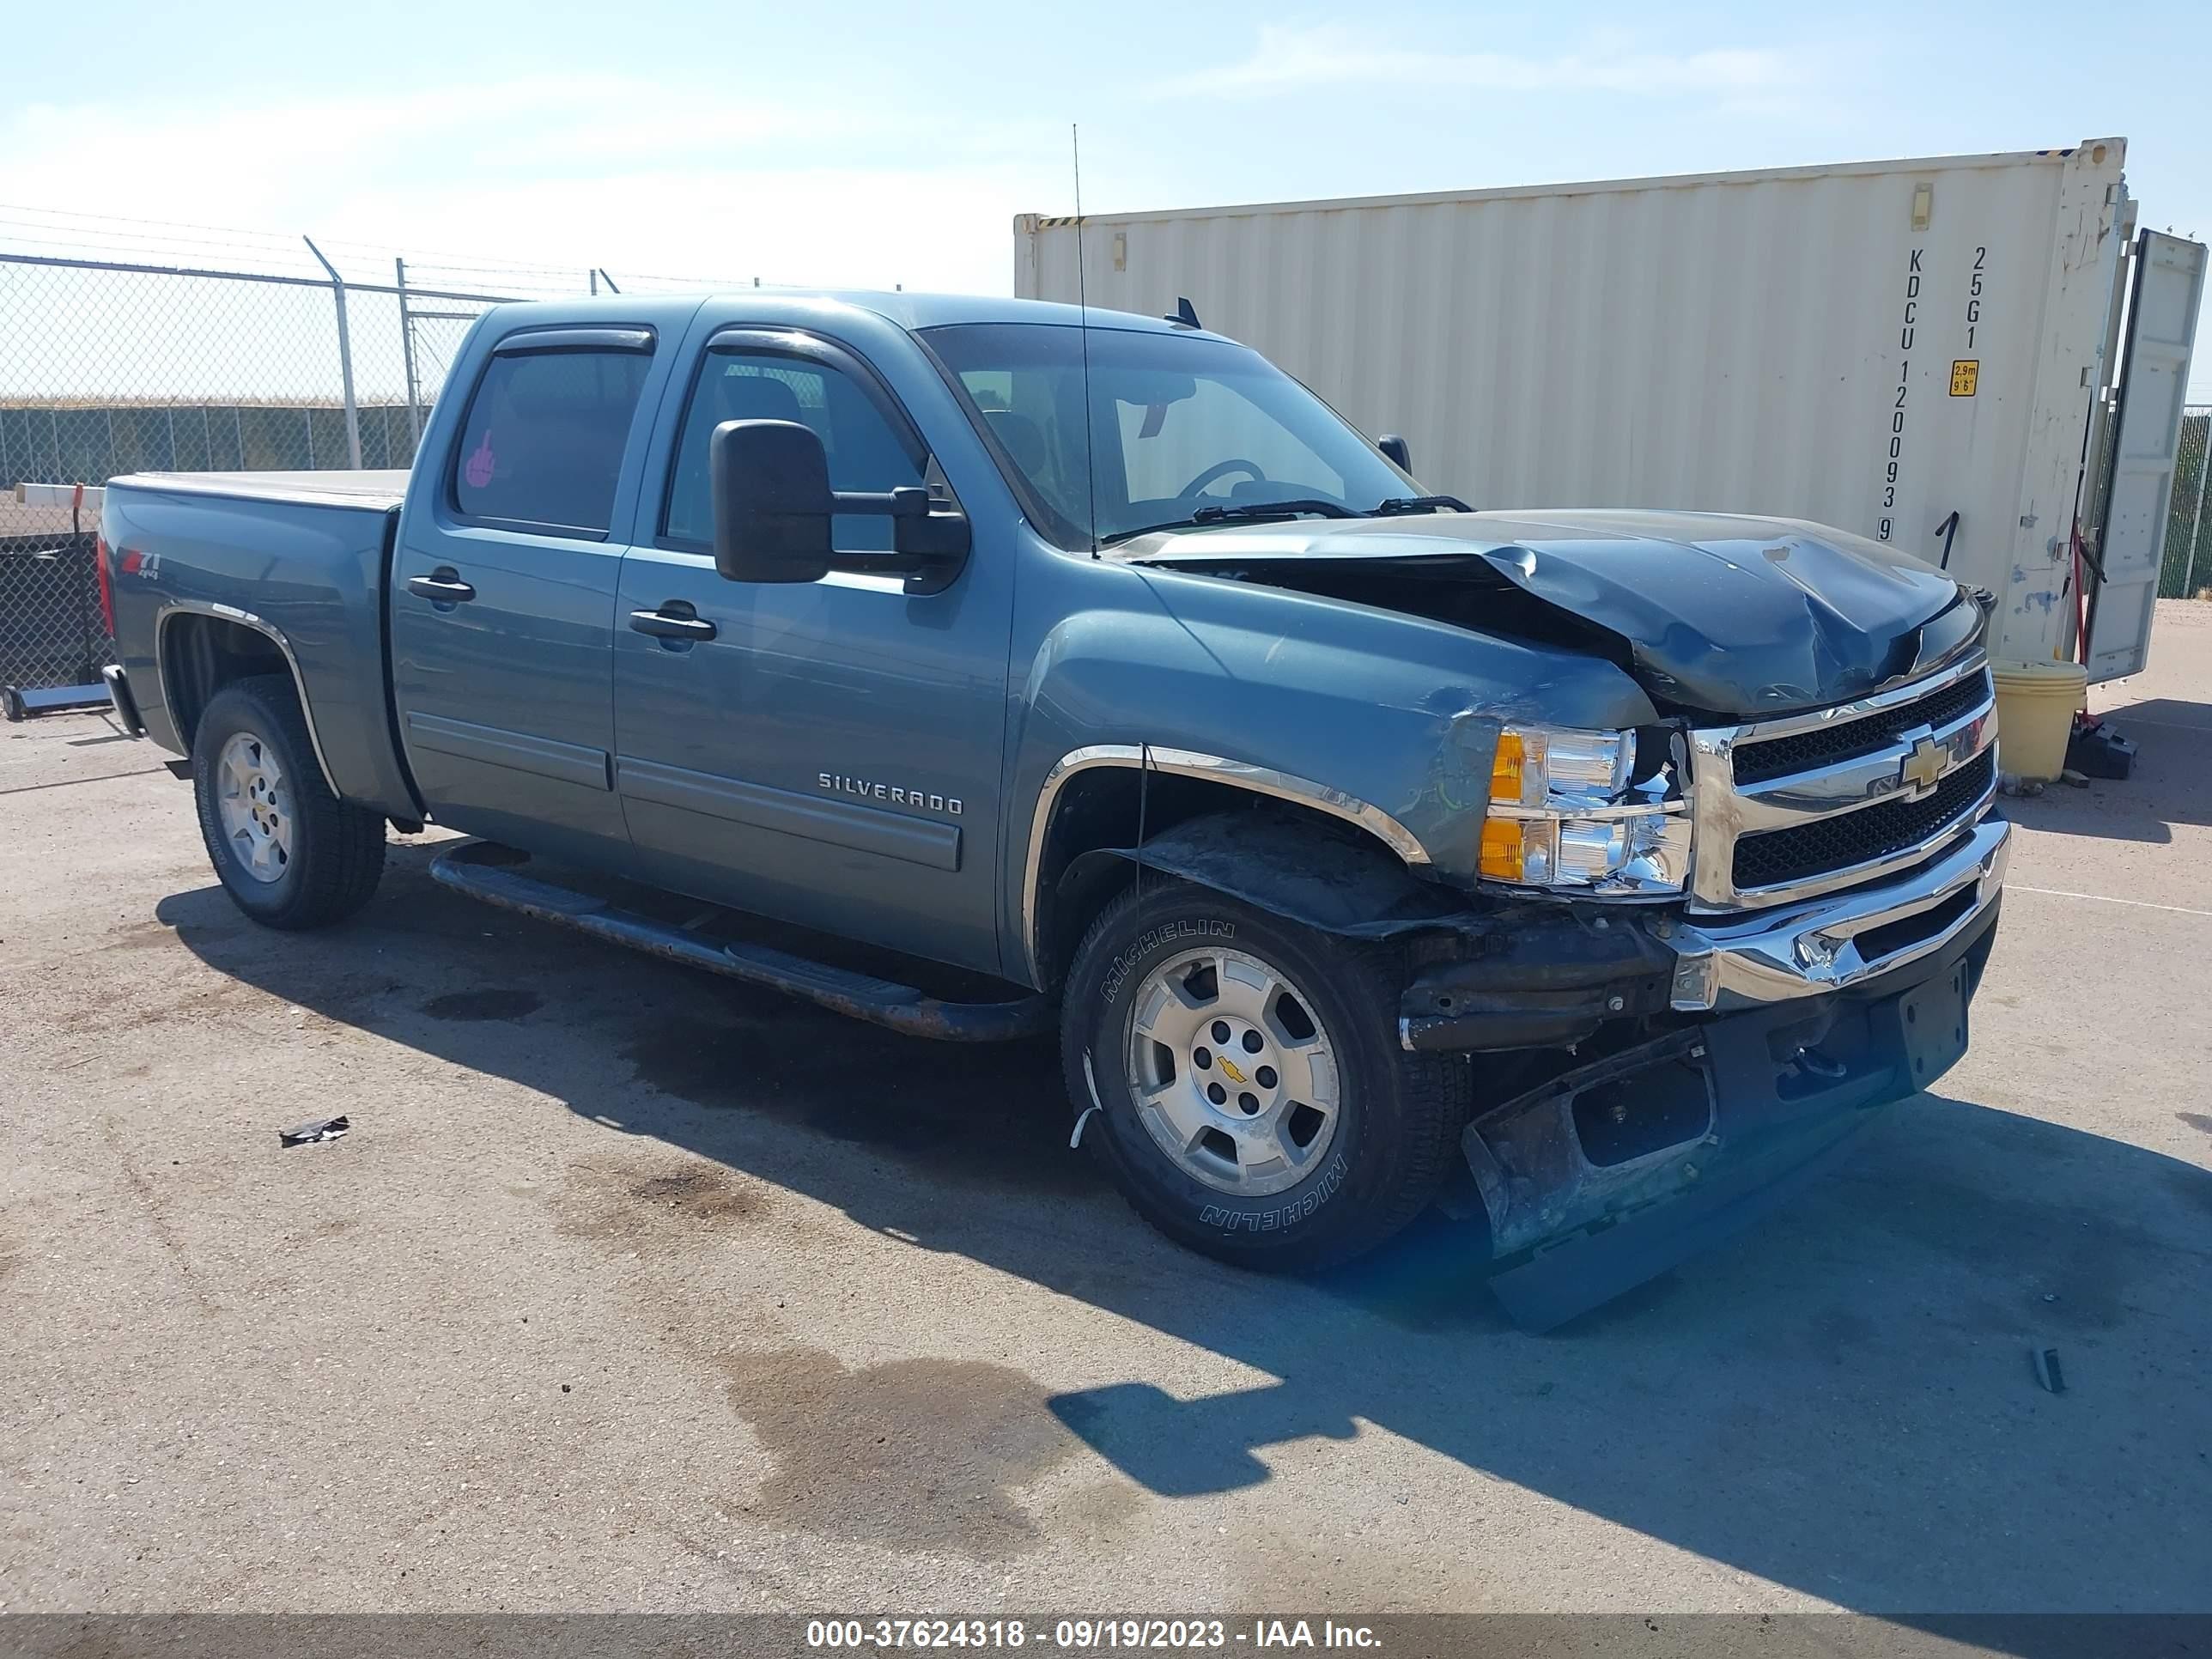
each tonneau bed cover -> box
[113,471,411,511]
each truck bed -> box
[101,469,416,817]
[124,470,412,510]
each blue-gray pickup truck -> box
[98,291,2009,1326]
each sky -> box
[4,0,2210,394]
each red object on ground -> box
[94,532,115,637]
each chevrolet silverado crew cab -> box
[99,291,2009,1327]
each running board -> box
[3,681,110,721]
[428,839,1051,1042]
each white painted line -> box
[2008,884,2212,920]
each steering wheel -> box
[1177,459,1267,500]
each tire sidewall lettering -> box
[1198,1152,1348,1233]
[1099,916,1236,1006]
[1091,905,1357,1238]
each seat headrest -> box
[714,371,805,427]
[985,408,1048,475]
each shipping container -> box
[1016,140,2207,677]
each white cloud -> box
[0,82,1051,295]
[1151,24,1800,101]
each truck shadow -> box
[159,854,2212,1622]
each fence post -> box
[2183,412,2211,599]
[396,258,424,448]
[303,236,364,470]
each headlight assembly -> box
[1479,724,1692,896]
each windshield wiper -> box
[1097,499,1355,546]
[1191,498,1357,524]
[1369,494,1472,516]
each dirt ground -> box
[3,605,2209,1615]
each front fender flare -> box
[1057,810,1481,945]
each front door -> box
[390,325,660,860]
[612,327,1013,975]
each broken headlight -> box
[1479,724,1692,896]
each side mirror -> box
[1377,434,1413,473]
[712,419,835,584]
[711,416,972,592]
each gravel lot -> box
[3,605,2209,1615]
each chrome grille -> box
[1732,749,1996,890]
[1686,655,1998,913]
[1729,672,1994,785]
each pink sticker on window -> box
[464,430,496,489]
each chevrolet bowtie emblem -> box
[1218,1057,1249,1085]
[1900,736,1947,793]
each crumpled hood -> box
[1120,507,1985,719]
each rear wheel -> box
[1061,879,1472,1271]
[191,674,386,929]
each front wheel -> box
[191,674,386,929]
[1060,880,1471,1271]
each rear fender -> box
[156,602,340,796]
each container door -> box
[2088,231,2207,682]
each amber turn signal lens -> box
[1480,817,1527,881]
[1490,731,1529,807]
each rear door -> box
[2088,231,2208,682]
[390,325,661,858]
[611,325,1014,975]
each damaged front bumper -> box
[1397,819,2010,1329]
[1663,817,2009,1012]
[1399,817,2010,1053]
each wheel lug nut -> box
[1211,1021,1231,1044]
[1194,1047,1212,1068]
[1206,1082,1228,1106]
[1241,1030,1263,1054]
[1255,1066,1277,1089]
[1238,1092,1259,1114]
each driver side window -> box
[664,350,925,550]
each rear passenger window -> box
[452,343,653,535]
[664,350,926,550]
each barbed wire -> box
[0,203,758,294]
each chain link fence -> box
[2160,406,2211,600]
[0,251,520,498]
[0,247,524,696]
[0,234,738,696]
[0,528,106,705]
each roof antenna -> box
[1166,296,1200,329]
[1073,123,1099,558]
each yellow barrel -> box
[1990,660,2087,782]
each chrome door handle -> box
[407,568,476,603]
[629,608,717,641]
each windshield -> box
[921,322,1416,549]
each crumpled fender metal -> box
[1398,915,1676,1052]
[1056,811,1495,943]
[1059,812,1680,1053]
